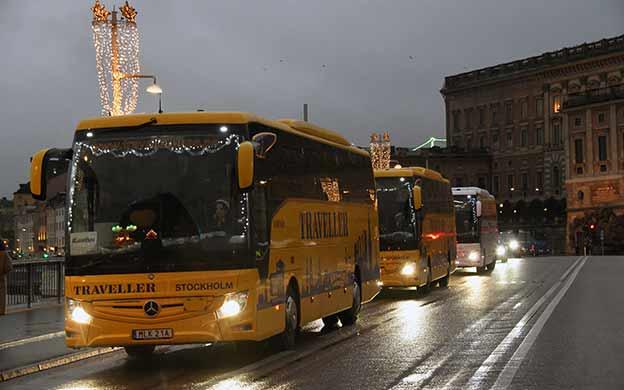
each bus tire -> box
[486,260,496,272]
[476,265,486,273]
[439,264,450,287]
[322,314,340,327]
[419,263,432,294]
[338,277,361,326]
[124,345,155,358]
[277,285,299,350]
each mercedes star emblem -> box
[143,300,160,317]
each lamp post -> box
[121,74,163,113]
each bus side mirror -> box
[30,148,72,201]
[476,200,482,217]
[237,141,255,191]
[412,186,423,210]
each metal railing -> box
[564,84,624,109]
[6,257,64,308]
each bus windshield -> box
[454,195,479,243]
[67,125,251,275]
[376,177,419,251]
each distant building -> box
[563,83,624,254]
[46,193,66,256]
[0,197,14,246]
[13,183,38,254]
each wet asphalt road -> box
[2,256,623,390]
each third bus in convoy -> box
[375,167,457,292]
[452,186,502,273]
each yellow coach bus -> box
[30,112,381,356]
[375,167,456,292]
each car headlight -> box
[509,240,519,250]
[468,251,479,261]
[496,245,506,256]
[400,263,416,276]
[66,298,91,324]
[217,291,249,318]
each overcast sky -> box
[0,0,622,198]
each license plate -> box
[132,328,173,340]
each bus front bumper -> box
[456,243,482,267]
[380,263,427,288]
[65,305,259,348]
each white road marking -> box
[490,256,588,389]
[0,331,65,351]
[466,256,586,389]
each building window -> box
[466,137,473,150]
[536,171,543,191]
[455,177,463,187]
[465,108,472,129]
[478,176,486,189]
[521,100,528,120]
[479,107,485,127]
[507,174,514,191]
[574,116,582,127]
[507,132,513,148]
[598,135,608,161]
[491,104,499,125]
[493,175,499,194]
[453,111,460,132]
[552,95,561,113]
[574,139,584,164]
[598,112,606,124]
[479,135,486,149]
[536,97,544,117]
[505,102,513,123]
[552,123,561,145]
[536,127,544,145]
[453,136,462,147]
[492,133,499,149]
[522,173,528,190]
[552,166,560,190]
[521,128,528,147]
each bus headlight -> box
[400,263,416,276]
[468,251,479,261]
[66,298,91,324]
[496,245,506,257]
[217,291,249,318]
[509,240,519,251]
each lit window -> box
[552,96,561,113]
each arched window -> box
[553,166,560,189]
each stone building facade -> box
[440,35,624,248]
[563,82,624,254]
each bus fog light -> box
[468,251,479,261]
[496,245,506,257]
[218,291,248,318]
[400,263,416,276]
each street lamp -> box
[121,74,163,113]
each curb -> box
[0,347,122,382]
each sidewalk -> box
[0,305,70,375]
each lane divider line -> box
[0,347,122,382]
[466,256,585,389]
[0,331,65,352]
[490,256,589,390]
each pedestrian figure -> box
[0,241,13,315]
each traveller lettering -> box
[73,283,156,296]
[299,211,349,240]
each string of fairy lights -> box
[370,132,391,169]
[92,0,141,116]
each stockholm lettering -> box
[175,281,234,291]
[73,283,156,295]
[299,211,349,240]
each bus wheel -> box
[322,314,340,328]
[338,278,361,326]
[124,345,155,358]
[476,265,486,274]
[439,265,451,287]
[419,265,432,295]
[280,287,299,350]
[487,260,496,272]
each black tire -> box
[338,277,361,326]
[418,264,432,294]
[276,285,299,350]
[322,314,340,327]
[439,264,450,287]
[486,260,496,272]
[124,345,155,358]
[476,265,487,274]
